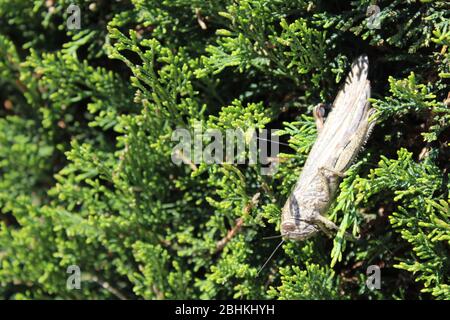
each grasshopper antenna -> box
[257,239,284,276]
[261,235,283,240]
[255,137,291,147]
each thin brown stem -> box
[215,193,260,253]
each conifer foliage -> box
[0,0,449,299]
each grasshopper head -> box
[281,197,319,241]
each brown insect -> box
[281,55,376,240]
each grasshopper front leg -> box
[314,215,340,237]
[314,214,357,241]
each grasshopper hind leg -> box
[313,103,332,133]
[312,168,356,240]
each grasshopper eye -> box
[281,221,296,232]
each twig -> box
[152,284,165,300]
[84,274,128,300]
[215,193,260,253]
[174,149,198,171]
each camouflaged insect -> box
[281,55,376,240]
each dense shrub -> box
[0,0,449,299]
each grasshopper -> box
[280,55,376,241]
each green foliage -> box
[268,264,343,300]
[0,0,449,300]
